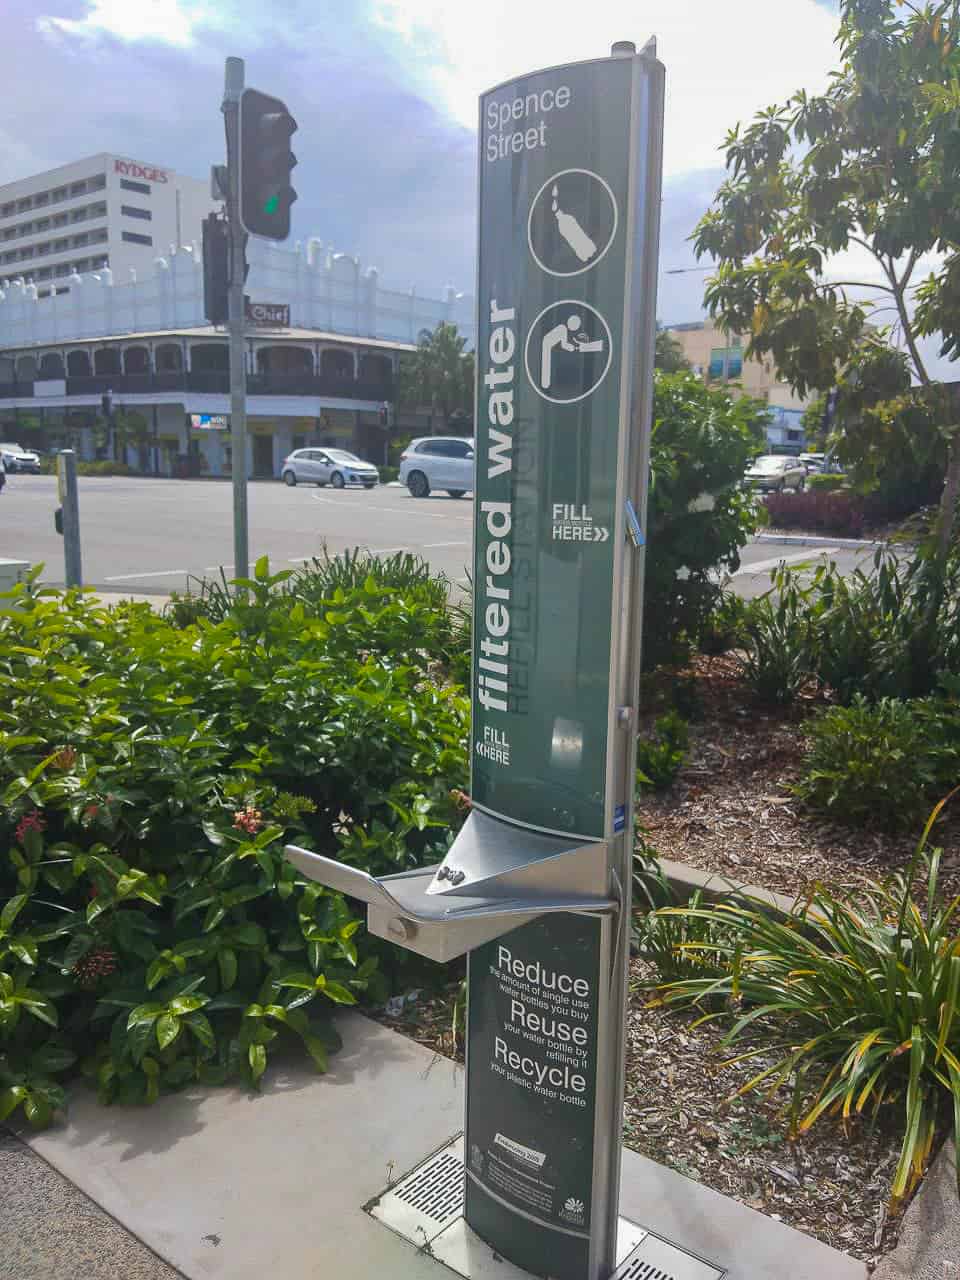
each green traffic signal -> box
[239,87,297,240]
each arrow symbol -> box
[594,526,609,542]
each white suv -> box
[0,443,41,474]
[399,437,474,498]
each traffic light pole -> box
[222,55,249,588]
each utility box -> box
[0,559,29,611]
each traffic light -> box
[202,213,229,325]
[239,87,297,240]
[379,402,390,427]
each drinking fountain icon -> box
[539,312,604,391]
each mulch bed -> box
[639,653,960,906]
[625,959,909,1268]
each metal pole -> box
[58,450,82,588]
[596,41,666,1280]
[222,55,249,587]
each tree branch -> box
[885,251,930,386]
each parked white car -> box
[744,454,807,493]
[399,437,475,498]
[280,448,379,490]
[0,443,41,474]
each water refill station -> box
[287,40,725,1280]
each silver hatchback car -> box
[399,436,475,498]
[281,448,379,490]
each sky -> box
[2,0,951,376]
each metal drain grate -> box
[371,1136,724,1280]
[393,1150,464,1222]
[612,1231,725,1280]
[369,1137,466,1245]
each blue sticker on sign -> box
[613,804,626,833]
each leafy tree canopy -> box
[398,323,475,432]
[654,327,691,373]
[694,0,960,548]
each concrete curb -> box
[873,1140,959,1279]
[755,533,883,551]
[653,854,801,918]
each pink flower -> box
[15,809,45,843]
[233,806,263,836]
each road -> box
[0,475,875,598]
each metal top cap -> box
[611,40,636,55]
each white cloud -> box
[38,0,210,47]
[371,0,839,177]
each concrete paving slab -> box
[873,1140,959,1280]
[19,1012,866,1280]
[0,1130,183,1280]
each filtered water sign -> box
[471,53,639,841]
[465,47,664,1280]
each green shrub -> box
[810,550,960,702]
[806,473,847,493]
[699,589,751,655]
[636,711,690,790]
[738,570,814,705]
[0,557,469,1128]
[651,796,960,1208]
[643,372,765,669]
[76,461,138,477]
[380,466,400,484]
[795,695,960,830]
[638,889,738,984]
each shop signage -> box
[245,300,290,327]
[113,159,168,183]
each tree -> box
[654,327,691,373]
[398,323,475,434]
[643,371,765,668]
[694,0,960,553]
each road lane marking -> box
[422,541,469,548]
[730,549,838,578]
[104,568,190,581]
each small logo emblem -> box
[560,1196,586,1226]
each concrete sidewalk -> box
[12,1012,866,1280]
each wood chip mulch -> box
[639,653,960,906]
[625,959,910,1269]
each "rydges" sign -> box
[114,159,168,183]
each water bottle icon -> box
[551,184,598,263]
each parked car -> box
[399,437,475,498]
[744,454,807,492]
[0,443,41,474]
[280,448,379,489]
[799,452,826,473]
